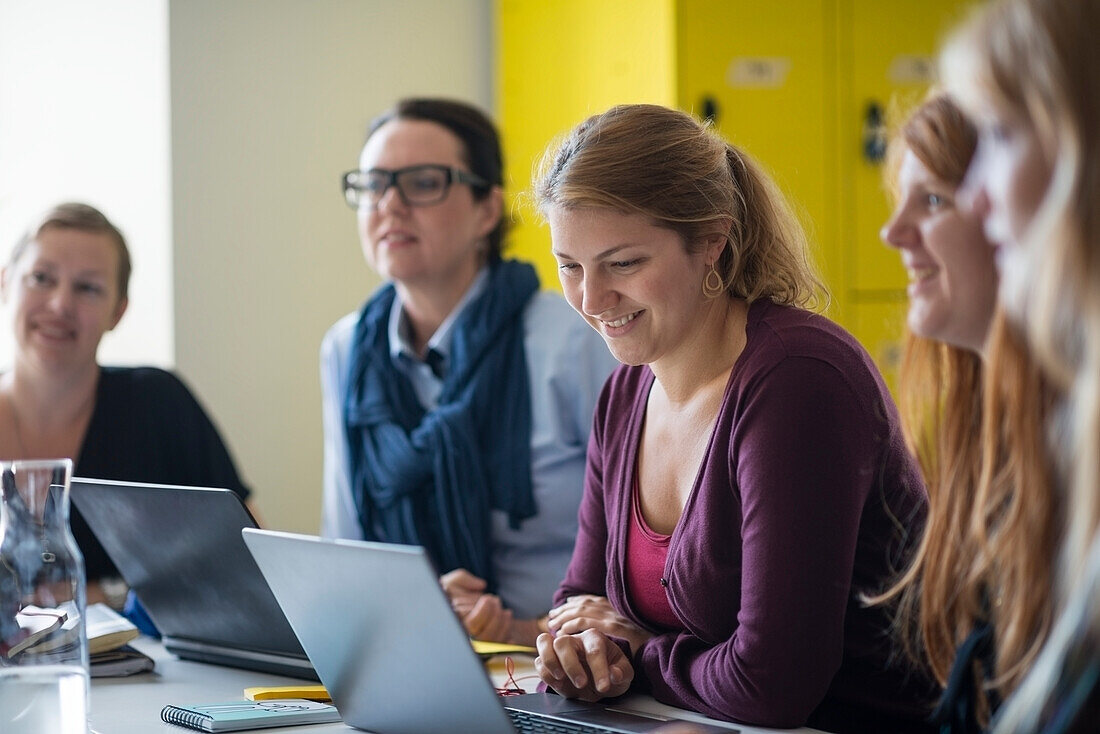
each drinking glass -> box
[0,459,88,734]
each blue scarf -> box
[343,260,539,589]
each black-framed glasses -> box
[341,164,489,209]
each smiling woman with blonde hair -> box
[0,202,251,611]
[877,92,1058,732]
[532,104,934,732]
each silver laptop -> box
[70,478,315,679]
[242,528,735,734]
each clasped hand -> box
[546,594,653,655]
[440,568,514,642]
[534,595,652,701]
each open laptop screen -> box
[71,478,313,678]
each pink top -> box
[624,475,678,630]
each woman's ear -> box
[476,186,504,240]
[703,219,732,264]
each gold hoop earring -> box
[702,265,725,299]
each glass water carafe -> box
[0,459,89,734]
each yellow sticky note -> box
[244,685,331,702]
[471,639,537,658]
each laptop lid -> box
[242,528,736,734]
[70,478,313,679]
[242,528,514,734]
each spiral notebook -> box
[160,699,340,732]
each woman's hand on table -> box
[441,568,486,616]
[441,568,536,644]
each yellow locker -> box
[496,0,676,289]
[675,0,838,295]
[850,298,909,393]
[840,0,972,295]
[836,0,970,387]
[496,0,971,387]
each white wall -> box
[1,0,492,533]
[0,0,173,369]
[169,0,493,532]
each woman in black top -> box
[0,202,249,605]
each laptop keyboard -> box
[506,708,620,734]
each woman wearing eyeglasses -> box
[321,98,617,646]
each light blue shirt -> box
[320,275,618,619]
[385,268,489,409]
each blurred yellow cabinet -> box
[497,0,971,387]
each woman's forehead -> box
[24,228,121,273]
[360,118,466,169]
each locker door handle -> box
[701,95,719,123]
[862,101,887,163]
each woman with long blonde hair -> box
[878,94,1056,731]
[940,0,1100,729]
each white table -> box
[89,638,822,733]
[90,638,345,733]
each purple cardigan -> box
[556,301,933,732]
